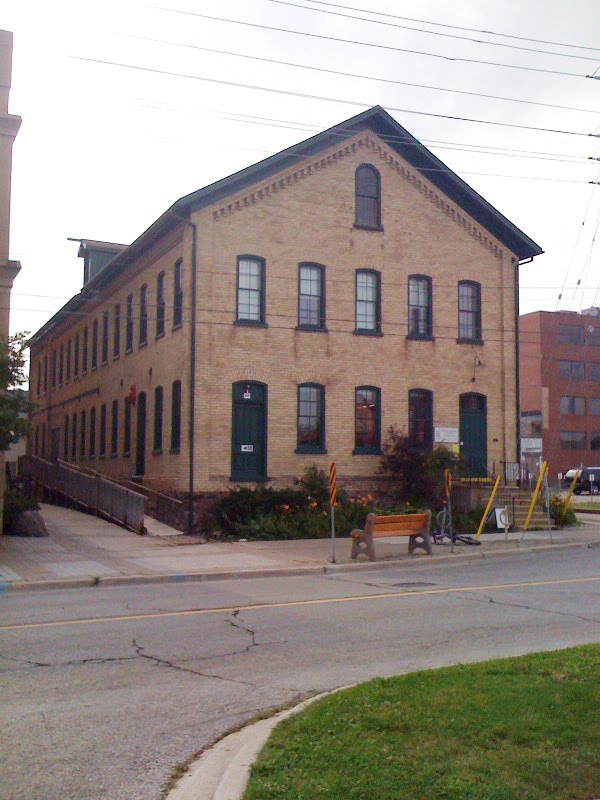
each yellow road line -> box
[1,576,598,632]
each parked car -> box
[563,467,600,494]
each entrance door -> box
[50,428,61,462]
[231,382,267,481]
[135,392,146,477]
[460,393,487,477]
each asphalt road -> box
[1,547,599,800]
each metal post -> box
[330,506,336,564]
[543,469,553,544]
[329,462,337,563]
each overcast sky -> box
[3,0,600,342]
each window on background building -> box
[458,281,482,341]
[66,340,71,382]
[236,256,265,324]
[126,294,133,351]
[173,260,183,328]
[354,386,381,454]
[296,384,325,453]
[355,270,381,334]
[92,320,98,369]
[74,333,79,378]
[408,389,433,449]
[51,350,57,388]
[156,272,165,337]
[298,264,325,330]
[153,386,163,452]
[71,413,77,460]
[589,363,600,381]
[102,311,109,363]
[89,407,96,457]
[590,398,600,415]
[82,326,88,373]
[80,410,86,458]
[36,360,41,397]
[171,380,181,452]
[408,275,432,338]
[113,303,120,358]
[124,399,131,455]
[559,360,584,380]
[589,327,600,346]
[100,404,107,456]
[558,324,584,345]
[41,424,46,459]
[43,354,48,393]
[59,343,64,385]
[139,285,148,345]
[111,400,118,456]
[559,396,586,415]
[63,415,69,460]
[355,164,381,229]
[592,432,600,450]
[560,431,586,450]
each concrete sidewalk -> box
[1,503,599,591]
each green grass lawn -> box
[244,645,600,800]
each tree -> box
[0,332,31,451]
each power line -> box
[131,35,600,116]
[74,56,600,140]
[298,0,600,54]
[267,0,600,63]
[153,7,586,79]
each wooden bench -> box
[350,511,432,561]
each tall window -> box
[71,413,77,460]
[111,399,119,456]
[408,275,432,338]
[66,340,71,382]
[297,384,325,453]
[113,303,121,358]
[51,350,57,388]
[153,386,163,452]
[41,424,46,459]
[59,343,64,385]
[74,333,79,378]
[36,360,41,397]
[100,404,107,456]
[171,380,181,452]
[82,326,88,373]
[355,164,381,229]
[43,355,48,393]
[354,386,381,454]
[236,256,265,324]
[139,285,148,345]
[355,270,381,334]
[102,311,109,363]
[458,281,482,342]
[63,415,69,459]
[92,319,98,369]
[408,389,433,450]
[89,407,96,457]
[126,294,133,351]
[173,260,183,328]
[156,272,165,337]
[80,410,86,458]
[124,398,132,455]
[559,360,584,380]
[559,396,585,415]
[298,264,325,330]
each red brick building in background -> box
[520,308,600,484]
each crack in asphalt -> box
[225,609,259,652]
[0,652,137,670]
[131,639,258,686]
[451,590,600,625]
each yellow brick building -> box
[28,107,542,523]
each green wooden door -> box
[460,393,487,477]
[231,382,267,481]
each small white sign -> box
[241,444,254,453]
[243,391,251,400]
[435,427,459,444]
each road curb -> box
[165,688,347,800]
[1,539,597,593]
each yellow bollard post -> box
[474,474,500,541]
[523,461,547,532]
[562,469,579,521]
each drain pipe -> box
[515,255,533,472]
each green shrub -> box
[548,494,576,527]
[2,490,40,533]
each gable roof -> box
[30,106,542,346]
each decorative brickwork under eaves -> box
[212,134,506,261]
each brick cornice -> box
[211,132,506,260]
